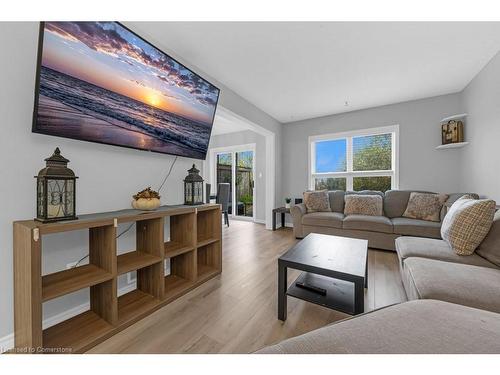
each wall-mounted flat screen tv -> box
[32,22,220,159]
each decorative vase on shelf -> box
[132,187,161,211]
[285,198,291,209]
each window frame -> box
[308,125,399,191]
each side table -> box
[272,207,290,231]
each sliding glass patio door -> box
[235,151,254,218]
[213,146,255,219]
[216,153,233,214]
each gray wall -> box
[282,93,463,202]
[460,51,500,201]
[206,130,266,222]
[0,23,282,344]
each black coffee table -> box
[278,233,368,320]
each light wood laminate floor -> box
[89,220,407,353]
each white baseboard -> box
[0,333,13,354]
[0,282,137,353]
[254,218,292,229]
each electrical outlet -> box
[66,261,78,269]
[126,272,136,285]
[164,259,171,276]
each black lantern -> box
[184,164,204,205]
[35,148,78,222]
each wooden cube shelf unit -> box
[13,204,221,353]
[197,207,221,247]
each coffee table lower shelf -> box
[287,272,357,315]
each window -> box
[310,125,398,192]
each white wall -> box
[0,22,282,346]
[460,50,500,201]
[206,130,266,222]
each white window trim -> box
[308,125,399,191]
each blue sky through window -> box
[315,139,347,173]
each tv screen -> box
[32,22,220,159]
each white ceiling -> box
[129,22,500,123]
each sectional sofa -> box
[290,190,475,250]
[258,191,500,354]
[256,299,500,353]
[396,209,500,313]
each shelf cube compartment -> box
[41,224,116,306]
[197,242,221,281]
[117,288,161,326]
[42,287,115,353]
[164,212,196,258]
[164,250,196,301]
[197,207,221,246]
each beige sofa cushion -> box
[256,300,500,354]
[342,214,393,233]
[476,210,500,267]
[303,190,331,213]
[441,196,496,255]
[403,257,500,313]
[302,212,344,229]
[344,194,383,216]
[395,237,498,269]
[391,217,441,239]
[402,192,448,222]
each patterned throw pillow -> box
[344,194,383,216]
[303,190,331,213]
[441,196,496,256]
[402,192,449,222]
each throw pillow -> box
[344,194,383,216]
[402,192,449,222]
[303,190,331,213]
[441,196,496,256]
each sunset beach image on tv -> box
[33,22,220,159]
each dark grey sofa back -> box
[327,189,479,218]
[384,190,479,219]
[446,192,479,205]
[327,190,345,213]
[346,190,385,197]
[477,210,500,267]
[384,190,432,218]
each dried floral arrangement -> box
[133,187,161,200]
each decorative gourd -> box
[132,187,161,211]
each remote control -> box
[295,281,327,296]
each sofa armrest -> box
[291,204,307,238]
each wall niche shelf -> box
[13,204,221,354]
[436,142,469,150]
[440,113,467,123]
